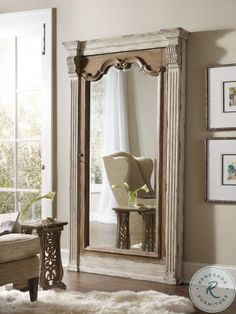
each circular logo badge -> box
[189,266,236,313]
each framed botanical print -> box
[206,138,236,203]
[207,64,236,130]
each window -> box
[90,78,104,193]
[0,9,53,219]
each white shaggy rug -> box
[0,289,195,314]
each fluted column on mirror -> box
[63,42,81,271]
[164,39,187,283]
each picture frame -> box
[206,138,236,203]
[207,64,236,130]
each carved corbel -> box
[160,27,189,69]
[165,45,181,68]
[66,56,81,77]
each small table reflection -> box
[112,206,156,252]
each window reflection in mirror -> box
[89,64,159,254]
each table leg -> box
[115,211,130,249]
[38,228,66,290]
[141,212,155,252]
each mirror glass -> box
[89,64,159,254]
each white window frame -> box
[90,184,102,194]
[0,9,53,218]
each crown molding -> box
[63,27,189,57]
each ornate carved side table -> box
[21,220,68,290]
[112,207,156,252]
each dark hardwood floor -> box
[63,269,236,314]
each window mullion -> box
[14,35,18,212]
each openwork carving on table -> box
[40,230,63,289]
[116,212,130,249]
[141,212,156,252]
[81,56,165,81]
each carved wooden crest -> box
[80,56,165,81]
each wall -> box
[127,67,157,162]
[1,0,236,267]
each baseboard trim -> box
[61,250,236,285]
[183,261,236,283]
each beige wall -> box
[1,0,236,266]
[127,67,157,162]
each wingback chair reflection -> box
[103,151,156,207]
[0,222,40,301]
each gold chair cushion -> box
[0,233,40,263]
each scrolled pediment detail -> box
[81,56,165,81]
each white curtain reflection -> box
[95,67,130,223]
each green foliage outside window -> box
[0,92,42,216]
[90,79,104,185]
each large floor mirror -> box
[64,28,189,284]
[89,64,159,254]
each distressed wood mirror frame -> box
[64,28,189,284]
